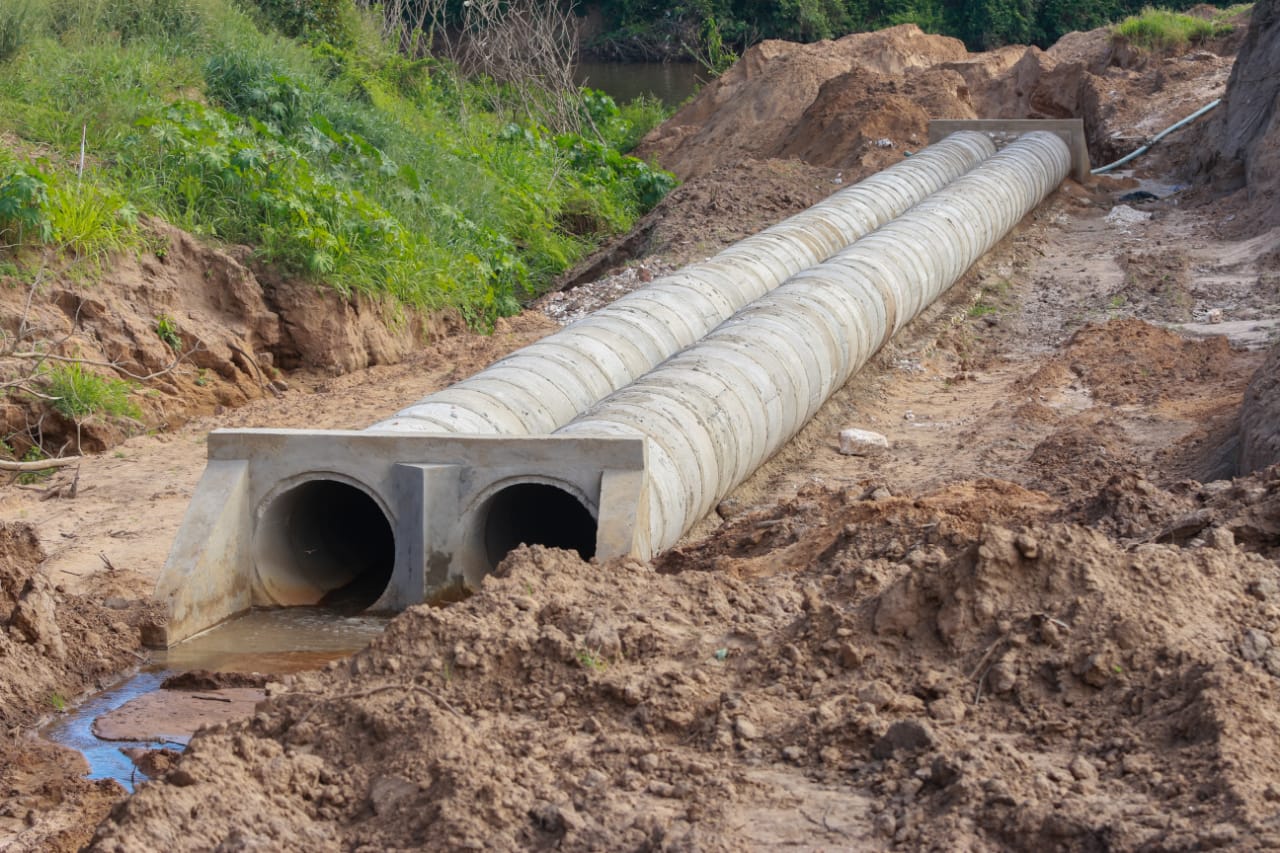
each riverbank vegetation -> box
[0,0,673,326]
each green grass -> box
[42,362,141,419]
[0,0,676,328]
[1112,6,1233,52]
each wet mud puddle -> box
[42,608,389,791]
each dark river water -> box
[573,61,706,106]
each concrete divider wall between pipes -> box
[369,131,997,436]
[557,131,1073,552]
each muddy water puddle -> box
[44,608,390,791]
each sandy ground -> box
[2,12,1279,852]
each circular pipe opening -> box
[254,478,394,612]
[481,482,597,571]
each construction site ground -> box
[3,13,1279,852]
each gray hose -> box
[1091,98,1221,175]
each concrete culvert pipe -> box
[370,132,996,436]
[252,477,396,610]
[557,131,1072,552]
[479,481,598,571]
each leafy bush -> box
[246,0,358,48]
[43,362,141,419]
[0,163,50,248]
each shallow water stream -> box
[43,608,390,791]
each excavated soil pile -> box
[637,18,1244,181]
[91,465,1280,851]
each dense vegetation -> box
[0,0,673,326]
[580,0,1247,57]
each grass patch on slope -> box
[0,0,674,327]
[1112,6,1238,52]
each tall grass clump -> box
[1113,7,1229,52]
[43,362,141,419]
[0,0,47,63]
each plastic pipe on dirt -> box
[369,132,997,436]
[1091,98,1222,175]
[557,131,1072,552]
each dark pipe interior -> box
[266,479,395,612]
[483,482,597,571]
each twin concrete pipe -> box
[370,131,998,435]
[157,128,1072,643]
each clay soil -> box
[3,13,1280,853]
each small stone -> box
[870,487,893,502]
[856,681,896,710]
[837,642,863,669]
[549,691,567,708]
[1264,649,1280,678]
[873,812,897,837]
[987,661,1017,694]
[453,644,480,669]
[530,801,585,834]
[837,428,890,457]
[1014,533,1039,560]
[1076,653,1113,688]
[584,622,622,659]
[103,597,131,610]
[1203,823,1239,846]
[1040,619,1065,647]
[1240,628,1271,662]
[369,774,417,815]
[782,746,806,763]
[1207,308,1224,324]
[927,695,966,724]
[167,769,197,787]
[871,719,936,760]
[1248,577,1280,602]
[1206,526,1235,550]
[734,717,760,740]
[1069,755,1098,783]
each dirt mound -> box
[0,522,154,731]
[1240,341,1280,473]
[637,25,969,179]
[1,221,438,455]
[1056,318,1248,406]
[89,468,1280,850]
[557,157,844,286]
[776,66,975,173]
[0,521,159,851]
[638,20,1241,180]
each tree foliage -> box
[580,0,1219,54]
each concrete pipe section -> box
[557,131,1072,552]
[153,124,1077,646]
[369,131,996,436]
